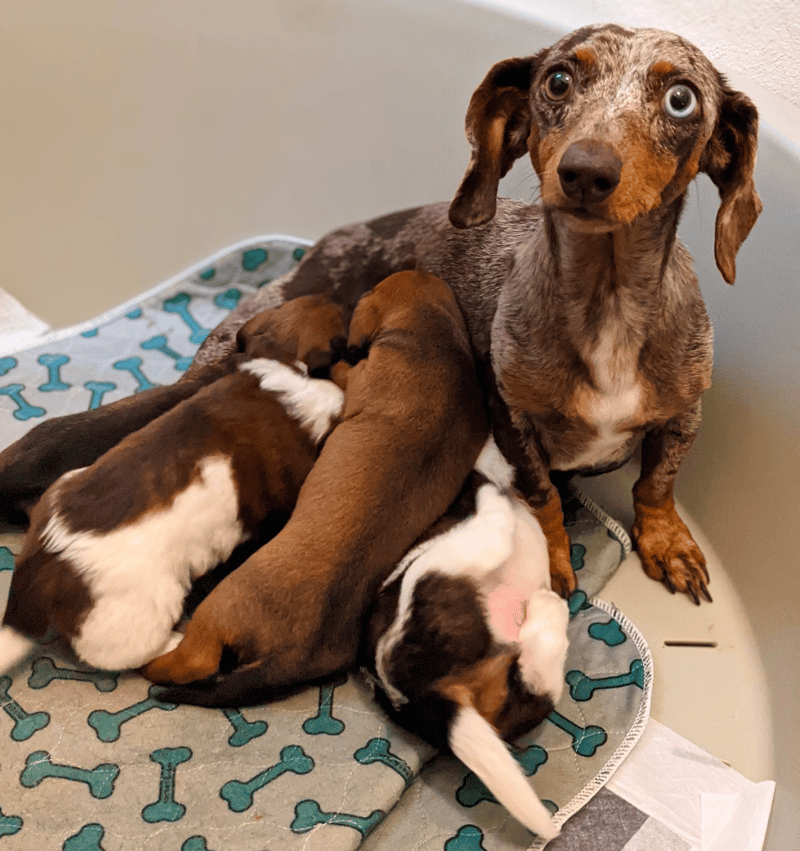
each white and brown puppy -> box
[362,437,568,842]
[0,295,348,674]
[142,270,489,703]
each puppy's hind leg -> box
[140,619,225,685]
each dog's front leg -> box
[490,398,577,599]
[632,402,711,604]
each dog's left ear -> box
[700,80,763,284]
[449,56,538,229]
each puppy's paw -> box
[632,505,711,604]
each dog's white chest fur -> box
[560,326,643,471]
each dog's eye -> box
[663,84,698,119]
[544,70,573,101]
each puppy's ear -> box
[449,56,537,229]
[700,79,763,284]
[345,296,383,362]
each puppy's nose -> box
[557,141,621,205]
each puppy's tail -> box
[0,625,35,675]
[449,705,559,842]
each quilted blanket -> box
[0,238,651,850]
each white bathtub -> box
[2,1,798,847]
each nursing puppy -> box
[0,295,348,674]
[363,438,567,841]
[143,270,489,703]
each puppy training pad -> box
[0,238,651,850]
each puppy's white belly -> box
[48,455,244,670]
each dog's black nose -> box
[557,141,621,205]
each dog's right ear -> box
[449,56,537,229]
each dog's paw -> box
[632,505,711,604]
[548,547,578,599]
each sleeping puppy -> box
[0,295,348,674]
[142,270,489,704]
[362,437,567,842]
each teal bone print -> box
[291,800,383,837]
[0,675,50,741]
[547,710,608,756]
[0,546,13,572]
[220,744,314,812]
[588,617,627,647]
[302,676,346,735]
[88,684,176,742]
[445,825,488,851]
[63,822,106,850]
[140,335,193,371]
[0,357,16,376]
[37,353,71,392]
[456,744,549,809]
[0,807,22,839]
[0,383,45,421]
[222,708,267,747]
[83,380,117,410]
[28,657,119,692]
[141,746,193,823]
[21,751,119,799]
[566,659,645,701]
[163,292,209,345]
[112,356,157,392]
[354,737,414,788]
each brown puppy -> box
[142,270,489,704]
[0,295,347,674]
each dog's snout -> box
[557,141,621,205]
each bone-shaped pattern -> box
[456,744,548,808]
[20,751,119,799]
[63,822,106,850]
[163,293,209,345]
[0,384,45,421]
[354,737,413,788]
[28,657,119,692]
[87,685,176,742]
[0,357,17,377]
[568,590,592,618]
[213,289,242,311]
[0,675,50,741]
[140,335,193,372]
[566,659,645,701]
[220,745,315,813]
[141,746,193,823]
[83,380,117,411]
[0,808,23,838]
[302,677,346,736]
[444,824,489,851]
[241,248,269,272]
[0,546,13,572]
[222,709,267,747]
[181,837,215,851]
[290,799,383,837]
[570,542,587,572]
[37,354,70,392]
[547,711,608,757]
[588,618,627,647]
[112,357,158,392]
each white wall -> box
[464,0,800,122]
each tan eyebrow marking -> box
[651,60,677,78]
[573,47,597,66]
